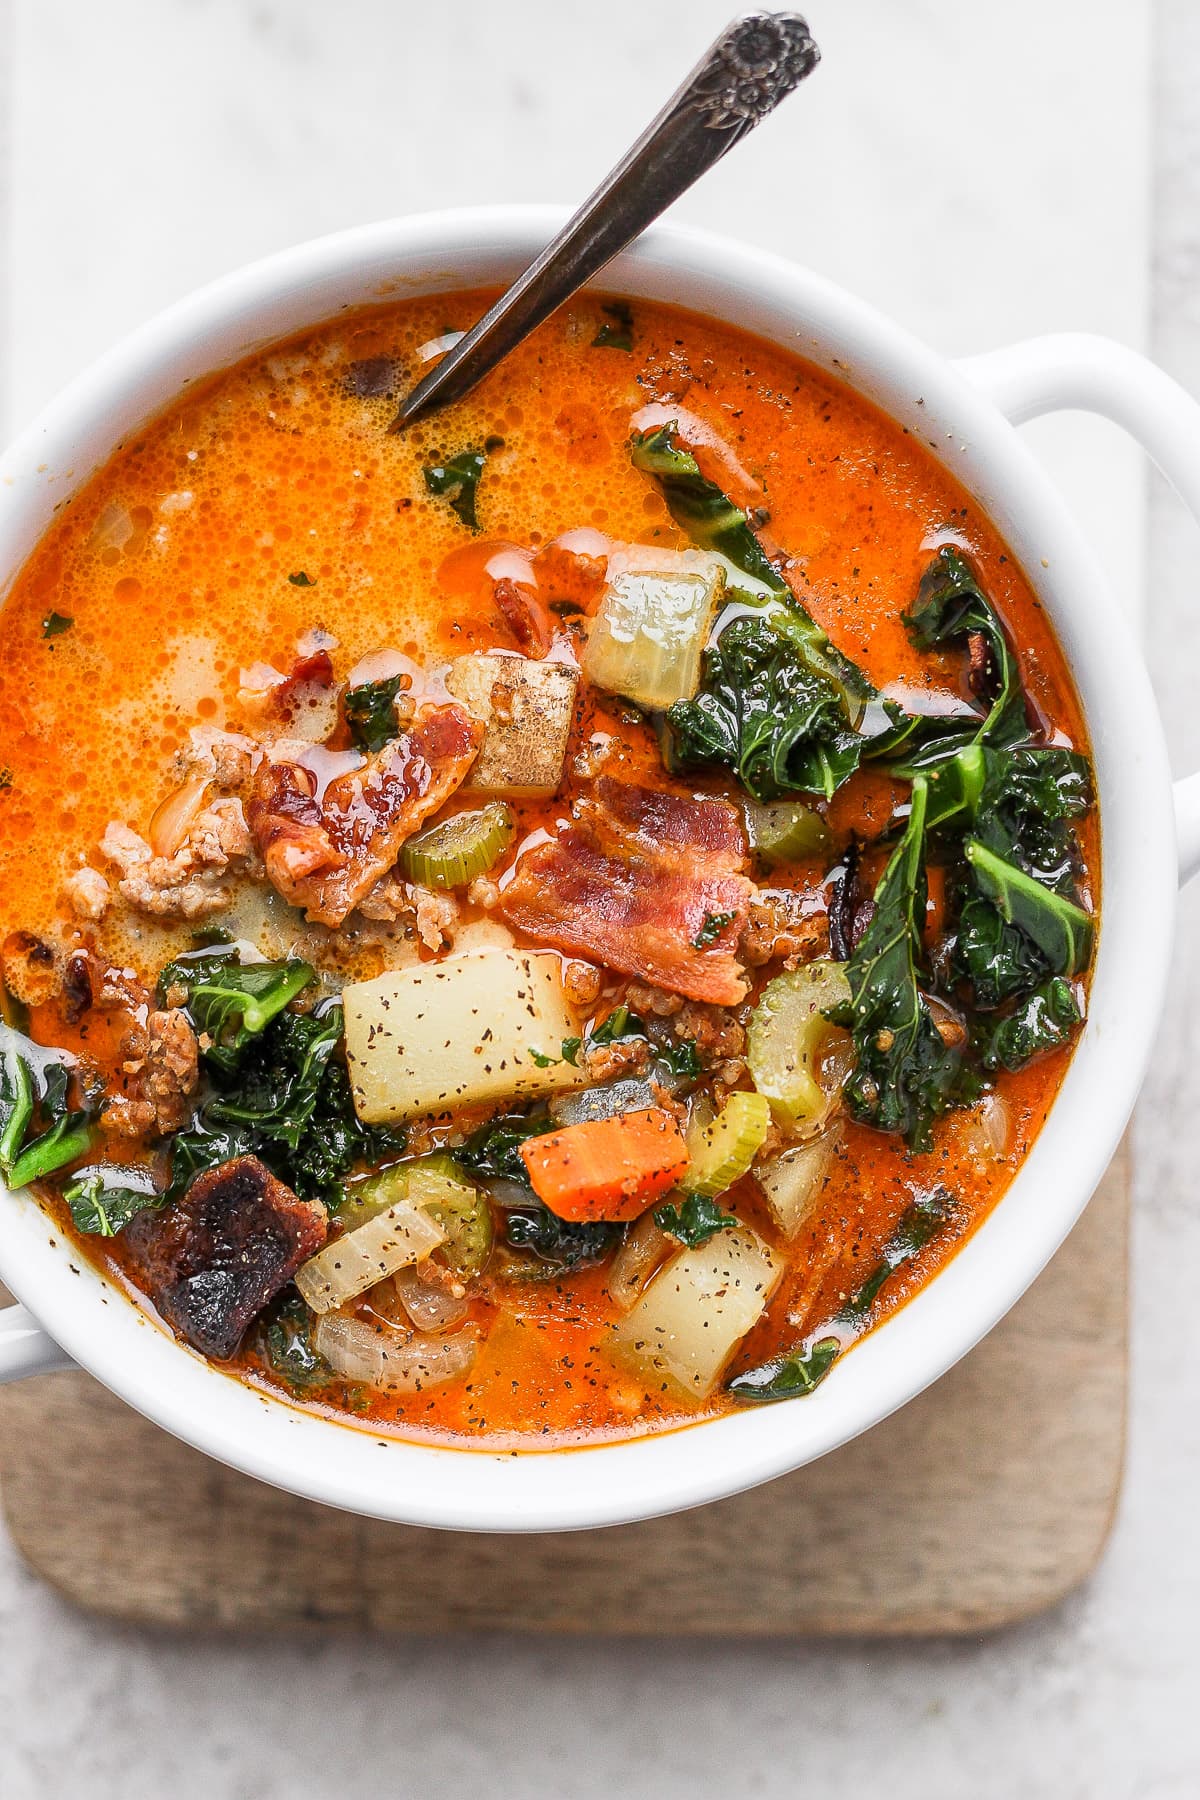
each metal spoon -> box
[391,11,820,430]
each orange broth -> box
[0,291,1096,1449]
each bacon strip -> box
[247,701,483,925]
[500,776,753,1004]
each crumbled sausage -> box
[63,865,111,922]
[624,981,684,1019]
[413,886,459,952]
[465,873,501,911]
[739,893,825,968]
[100,797,255,920]
[563,960,602,1008]
[672,1002,746,1062]
[141,1008,200,1133]
[581,1035,653,1084]
[124,1155,327,1359]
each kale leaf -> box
[0,1027,94,1188]
[668,614,866,802]
[453,1107,616,1274]
[158,948,314,1073]
[952,745,1094,1006]
[63,1163,163,1237]
[592,300,634,350]
[454,1110,558,1183]
[259,1289,331,1393]
[501,1203,618,1275]
[630,422,787,591]
[728,1335,840,1404]
[657,1038,704,1084]
[344,675,405,754]
[872,544,1030,771]
[830,776,973,1151]
[423,448,488,530]
[169,1003,403,1206]
[653,1193,737,1246]
[836,1187,954,1325]
[973,977,1082,1073]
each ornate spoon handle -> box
[392,12,820,428]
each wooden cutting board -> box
[0,1144,1127,1636]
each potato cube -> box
[445,653,578,796]
[343,948,586,1124]
[611,1226,781,1399]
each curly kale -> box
[169,1003,403,1207]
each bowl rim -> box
[0,205,1175,1531]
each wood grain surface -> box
[0,1146,1127,1637]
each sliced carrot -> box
[519,1107,690,1222]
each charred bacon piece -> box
[500,775,753,1005]
[828,839,875,962]
[247,700,483,926]
[125,1154,326,1360]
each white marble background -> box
[3,1,1200,1794]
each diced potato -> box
[445,653,578,796]
[295,1199,445,1313]
[343,948,587,1124]
[584,557,724,710]
[756,1123,841,1238]
[611,1225,781,1400]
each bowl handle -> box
[0,1299,74,1383]
[956,330,1200,886]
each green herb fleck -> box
[344,675,405,754]
[592,300,634,351]
[654,1193,736,1247]
[692,911,735,950]
[287,571,316,587]
[423,448,488,530]
[42,612,73,638]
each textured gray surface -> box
[3,1,1199,1795]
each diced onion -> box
[681,1090,772,1198]
[549,1077,658,1127]
[612,1225,780,1399]
[607,1211,674,1313]
[314,1312,479,1392]
[148,775,211,858]
[756,1122,841,1238]
[399,802,515,890]
[747,960,852,1131]
[295,1199,445,1313]
[393,1265,470,1331]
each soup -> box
[0,291,1096,1448]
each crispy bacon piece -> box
[125,1155,326,1360]
[494,577,553,657]
[247,701,483,926]
[500,775,753,1004]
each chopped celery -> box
[400,801,514,890]
[342,1155,492,1276]
[681,1090,772,1198]
[584,561,724,710]
[743,798,832,866]
[747,960,852,1129]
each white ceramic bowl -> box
[1,207,1197,1532]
